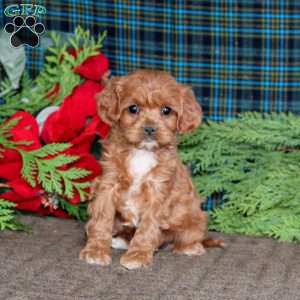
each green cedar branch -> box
[0,118,93,201]
[0,26,107,121]
[179,112,300,243]
[58,198,88,221]
[0,199,25,231]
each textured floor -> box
[0,216,299,300]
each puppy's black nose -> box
[144,126,156,136]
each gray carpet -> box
[0,216,299,300]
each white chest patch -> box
[128,149,157,182]
[124,149,157,226]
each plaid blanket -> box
[1,1,300,210]
[1,0,300,121]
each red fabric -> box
[74,53,109,81]
[0,178,70,218]
[0,50,110,218]
[0,112,41,181]
[41,80,106,143]
[7,112,41,150]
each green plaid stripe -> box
[1,1,300,210]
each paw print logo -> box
[4,16,45,48]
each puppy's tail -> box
[202,238,225,248]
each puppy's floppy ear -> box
[177,85,203,133]
[97,76,123,125]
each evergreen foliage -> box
[59,198,88,221]
[0,199,24,231]
[0,26,105,229]
[20,144,91,200]
[0,27,106,121]
[0,117,92,202]
[179,112,300,242]
[0,117,31,153]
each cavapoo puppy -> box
[80,70,223,269]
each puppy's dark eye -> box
[161,106,172,116]
[128,105,140,114]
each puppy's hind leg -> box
[173,211,208,256]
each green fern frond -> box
[0,117,21,135]
[58,198,88,221]
[19,145,92,200]
[0,26,107,121]
[30,143,71,158]
[44,154,79,167]
[0,199,24,231]
[0,117,33,158]
[60,168,91,180]
[179,112,300,242]
[20,151,37,187]
[59,168,91,200]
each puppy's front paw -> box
[173,242,206,256]
[80,245,111,266]
[120,250,153,270]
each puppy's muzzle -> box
[143,126,157,137]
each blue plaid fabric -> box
[1,0,300,210]
[1,0,300,121]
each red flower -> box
[74,53,109,81]
[6,112,41,150]
[0,113,55,215]
[0,112,41,181]
[0,50,110,217]
[40,52,110,204]
[41,80,109,144]
[0,111,101,215]
[47,52,109,102]
[1,179,43,212]
[41,80,109,204]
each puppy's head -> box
[98,70,202,149]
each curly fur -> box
[80,70,223,269]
